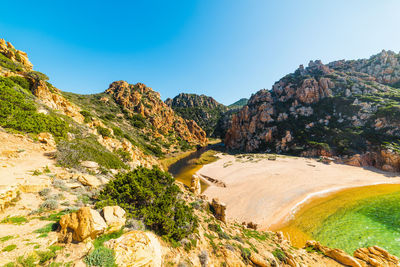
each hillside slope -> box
[225,50,400,171]
[166,93,228,137]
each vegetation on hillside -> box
[228,98,248,109]
[95,167,198,242]
[0,77,68,138]
[56,135,127,170]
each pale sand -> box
[198,154,400,231]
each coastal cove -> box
[189,152,400,256]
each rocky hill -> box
[166,93,228,137]
[228,98,248,109]
[225,50,400,171]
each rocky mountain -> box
[228,98,248,109]
[166,93,228,137]
[225,50,400,171]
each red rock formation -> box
[106,81,207,145]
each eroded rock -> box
[59,207,107,242]
[104,230,162,267]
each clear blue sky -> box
[1,0,400,105]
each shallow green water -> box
[277,184,400,257]
[314,191,400,256]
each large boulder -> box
[77,174,102,188]
[38,132,56,148]
[59,207,107,243]
[305,240,362,267]
[211,198,227,223]
[354,246,400,266]
[102,206,126,233]
[104,230,162,267]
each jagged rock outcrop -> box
[104,231,162,267]
[307,241,400,267]
[225,51,400,172]
[306,240,362,267]
[0,38,33,71]
[354,246,400,266]
[30,79,84,123]
[106,81,207,145]
[166,93,228,137]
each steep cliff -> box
[166,93,228,137]
[225,50,400,171]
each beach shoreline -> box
[197,153,400,231]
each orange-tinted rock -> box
[106,81,207,145]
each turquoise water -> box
[277,184,400,257]
[314,191,400,255]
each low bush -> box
[0,53,24,72]
[112,126,123,138]
[130,113,146,129]
[0,77,68,137]
[96,126,112,138]
[8,76,31,92]
[2,244,17,252]
[80,110,92,123]
[85,246,115,267]
[56,135,127,170]
[40,200,59,210]
[272,248,286,262]
[96,166,198,242]
[27,71,49,81]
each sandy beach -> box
[198,154,400,230]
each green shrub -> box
[84,247,115,267]
[272,248,286,262]
[80,110,92,123]
[112,127,123,138]
[0,77,68,137]
[2,244,17,252]
[27,71,49,81]
[1,216,28,225]
[8,76,31,92]
[56,136,127,170]
[96,126,112,138]
[96,167,198,242]
[0,53,24,71]
[130,113,146,128]
[40,200,59,210]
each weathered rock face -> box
[102,206,126,233]
[225,52,400,172]
[0,39,33,71]
[190,175,201,195]
[307,241,400,267]
[104,231,162,267]
[211,198,226,223]
[166,93,228,137]
[306,240,362,267]
[354,246,400,266]
[30,79,84,123]
[106,81,207,145]
[59,206,128,243]
[59,207,108,243]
